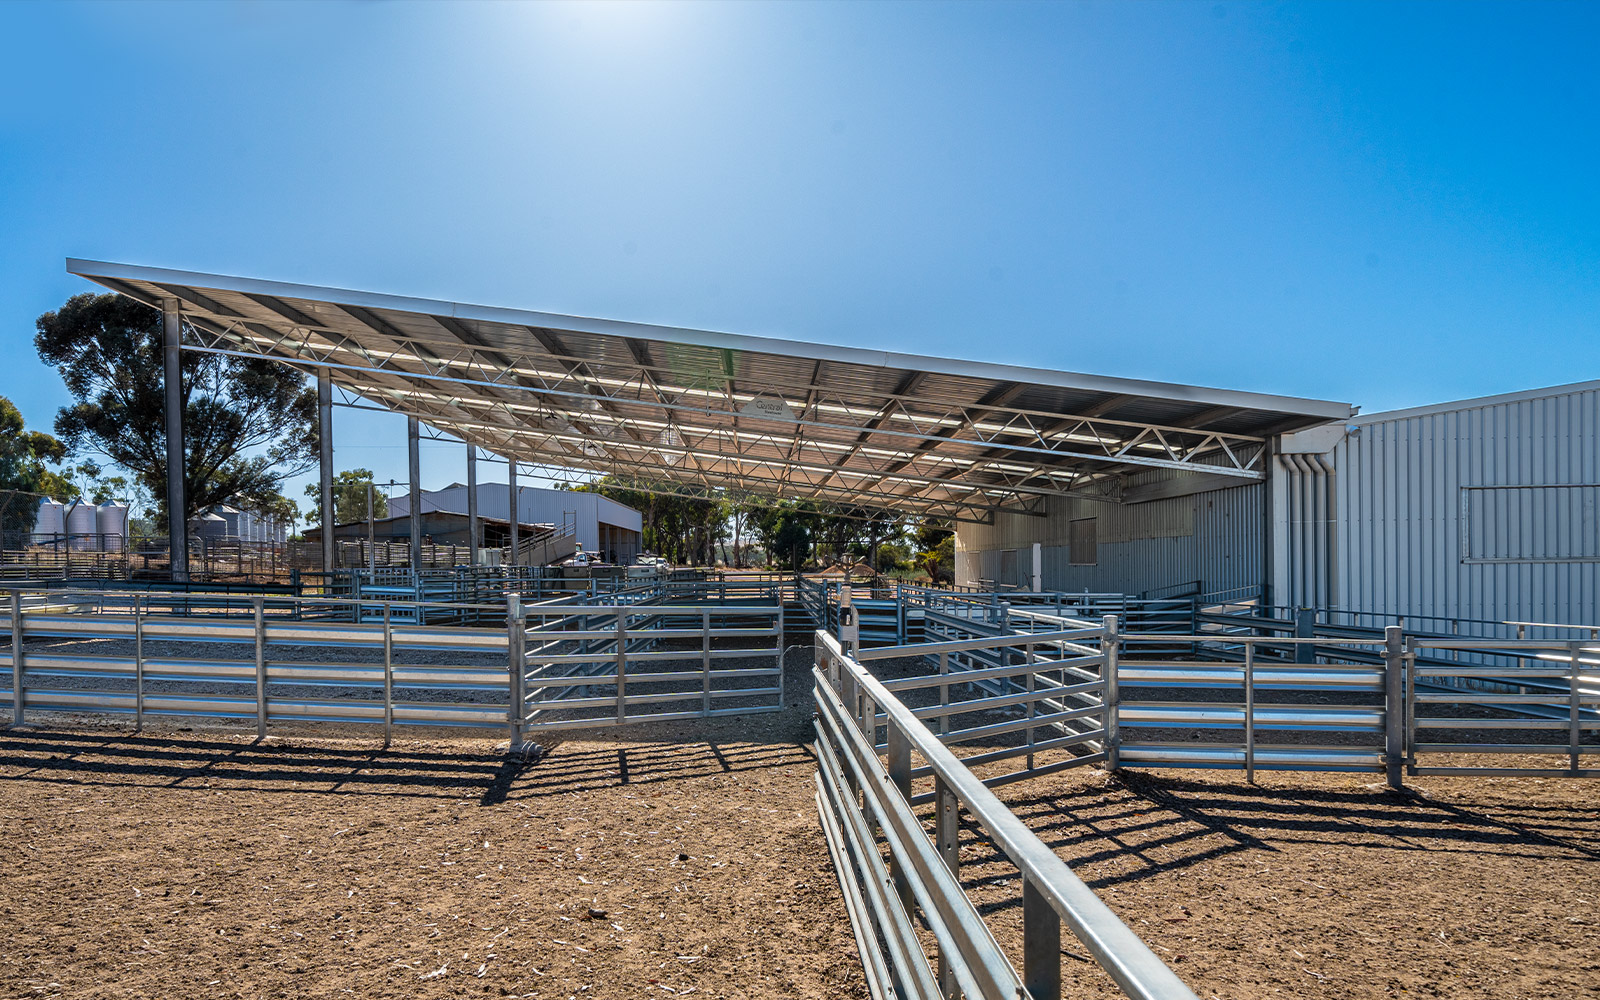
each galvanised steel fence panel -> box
[1405,636,1600,777]
[813,629,1199,1000]
[513,602,785,736]
[1,586,787,742]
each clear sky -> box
[2,1,1596,515]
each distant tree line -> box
[576,475,954,580]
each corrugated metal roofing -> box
[68,258,1354,522]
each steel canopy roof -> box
[68,258,1355,523]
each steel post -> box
[1570,641,1583,775]
[1384,625,1405,789]
[615,613,627,724]
[934,777,960,1000]
[133,595,144,729]
[10,590,23,723]
[1243,641,1255,783]
[466,445,480,565]
[507,593,524,746]
[508,459,519,567]
[318,368,336,577]
[701,608,712,715]
[1102,615,1120,771]
[1294,607,1316,664]
[398,417,421,574]
[886,722,914,912]
[162,301,188,582]
[1023,876,1062,1000]
[382,603,393,745]
[254,596,267,737]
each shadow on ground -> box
[0,727,815,807]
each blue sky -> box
[1,1,1596,516]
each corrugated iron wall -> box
[956,471,1262,597]
[1275,381,1600,628]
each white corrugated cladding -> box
[956,467,1263,597]
[1275,379,1600,628]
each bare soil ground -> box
[0,650,868,1000]
[952,761,1600,999]
[4,643,1597,1000]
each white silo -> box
[65,500,97,550]
[34,498,66,542]
[97,500,129,553]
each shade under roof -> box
[68,258,1355,523]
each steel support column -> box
[161,300,188,582]
[317,369,335,575]
[407,417,423,570]
[507,458,519,566]
[466,445,480,564]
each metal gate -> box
[1405,636,1600,777]
[513,600,785,737]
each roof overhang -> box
[68,258,1356,523]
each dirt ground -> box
[954,760,1600,999]
[0,650,868,1000]
[4,645,1598,1000]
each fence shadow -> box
[0,727,814,806]
[949,768,1600,916]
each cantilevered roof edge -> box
[67,257,1356,422]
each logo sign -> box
[739,396,796,422]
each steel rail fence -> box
[813,628,1199,1000]
[0,587,787,741]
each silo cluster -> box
[33,496,130,552]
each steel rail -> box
[815,629,1196,1000]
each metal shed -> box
[1274,379,1600,631]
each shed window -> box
[1462,485,1599,563]
[1069,517,1097,565]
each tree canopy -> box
[36,293,317,523]
[303,469,387,526]
[0,394,71,533]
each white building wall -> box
[1275,379,1600,629]
[391,484,643,556]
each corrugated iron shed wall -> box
[956,469,1262,597]
[1275,380,1600,629]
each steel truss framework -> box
[68,259,1354,523]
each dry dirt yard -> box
[4,649,1598,1000]
[951,758,1600,1000]
[0,654,867,1000]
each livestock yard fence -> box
[2,571,1596,1000]
[0,585,784,741]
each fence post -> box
[253,596,267,738]
[133,594,144,730]
[1384,625,1405,790]
[701,608,712,717]
[938,651,950,737]
[1023,876,1062,1000]
[1294,607,1316,664]
[934,777,960,1000]
[615,611,627,725]
[776,602,786,710]
[886,723,913,913]
[10,590,23,724]
[1102,615,1120,772]
[1570,641,1584,776]
[507,593,524,746]
[382,603,394,745]
[1243,640,1255,783]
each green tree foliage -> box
[575,476,728,565]
[303,469,387,526]
[36,293,317,524]
[0,395,71,532]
